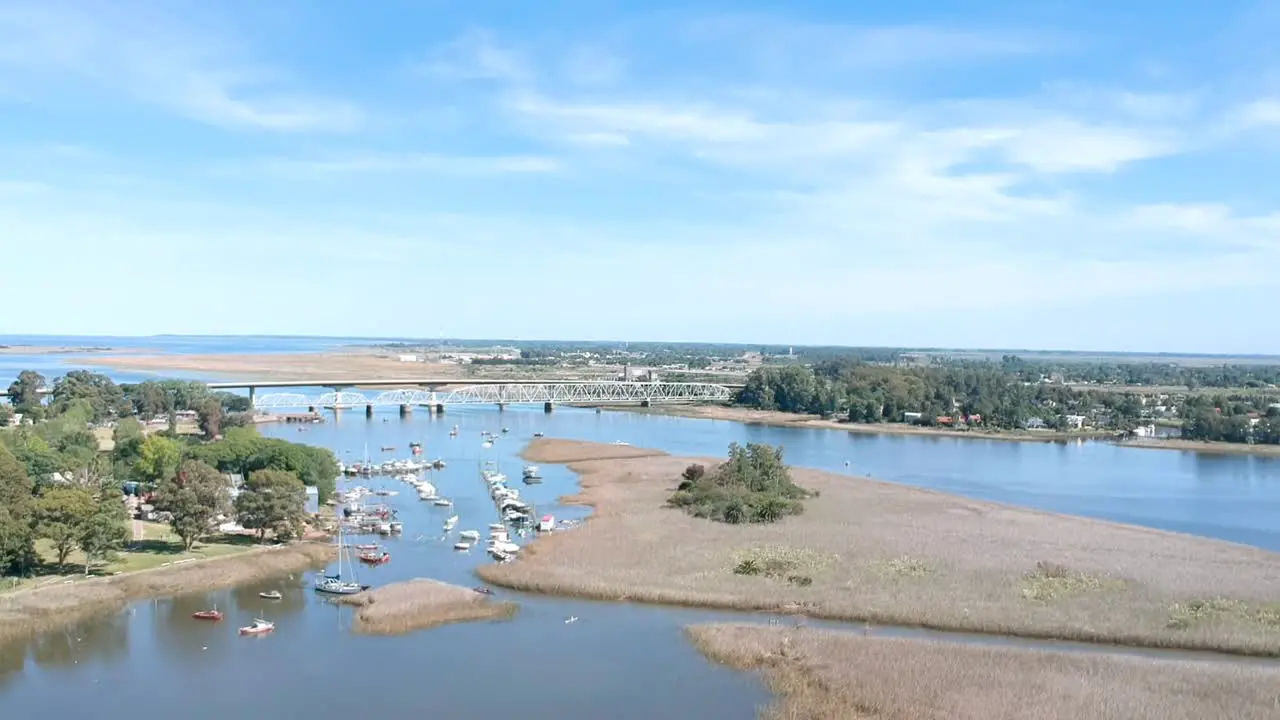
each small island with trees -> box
[668,442,811,524]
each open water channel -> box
[4,400,1280,718]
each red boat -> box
[358,550,390,565]
[192,609,223,621]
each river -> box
[3,347,1280,717]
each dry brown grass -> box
[478,439,1280,655]
[335,579,518,635]
[687,623,1280,720]
[0,542,333,644]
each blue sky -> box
[2,1,1279,353]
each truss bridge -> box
[251,381,736,411]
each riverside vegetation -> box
[1,370,338,639]
[686,624,1280,720]
[478,439,1280,656]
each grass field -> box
[477,439,1280,656]
[3,522,259,595]
[687,623,1280,720]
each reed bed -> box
[335,579,517,635]
[479,439,1280,655]
[0,542,334,644]
[686,623,1280,720]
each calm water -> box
[4,339,1280,717]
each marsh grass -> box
[733,546,834,587]
[870,556,931,578]
[0,542,334,645]
[1020,561,1120,602]
[336,579,517,635]
[477,439,1280,656]
[1168,598,1280,631]
[687,623,1280,720]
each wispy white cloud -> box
[246,153,562,177]
[416,28,531,85]
[0,2,365,132]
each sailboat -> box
[314,522,368,595]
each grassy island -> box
[335,579,518,635]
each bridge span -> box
[250,380,738,412]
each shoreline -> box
[0,541,334,645]
[687,623,1280,719]
[477,439,1280,657]
[619,405,1280,457]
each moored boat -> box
[259,591,283,600]
[239,619,275,636]
[443,515,459,531]
[358,549,391,565]
[453,541,472,551]
[192,608,223,621]
[459,530,480,541]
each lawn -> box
[2,521,259,594]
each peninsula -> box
[478,439,1280,656]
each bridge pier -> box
[435,403,445,414]
[544,401,554,414]
[497,403,505,412]
[366,404,374,419]
[399,404,412,418]
[307,405,315,413]
[641,399,652,408]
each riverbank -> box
[335,579,518,635]
[0,542,334,645]
[623,405,1280,456]
[687,623,1280,719]
[477,439,1280,656]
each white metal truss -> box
[251,382,735,409]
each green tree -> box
[0,404,12,427]
[0,444,37,575]
[0,430,60,484]
[196,397,223,440]
[152,460,230,551]
[7,370,46,409]
[235,469,306,541]
[50,371,126,421]
[79,484,129,575]
[34,487,96,569]
[112,417,145,445]
[134,434,183,486]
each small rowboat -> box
[259,591,283,600]
[191,609,223,621]
[358,550,390,565]
[239,619,274,636]
[354,543,380,551]
[472,586,493,595]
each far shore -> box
[0,345,135,356]
[335,578,518,635]
[0,541,334,645]
[477,438,1280,656]
[688,623,1280,720]
[621,404,1280,457]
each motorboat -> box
[389,521,403,534]
[459,530,480,541]
[191,608,223,621]
[443,515,459,531]
[354,543,380,551]
[472,586,493,595]
[488,522,505,532]
[501,427,510,434]
[258,591,283,600]
[522,465,540,479]
[453,541,472,551]
[433,498,453,507]
[481,440,494,449]
[432,459,446,469]
[239,619,275,636]
[358,549,391,565]
[533,432,545,438]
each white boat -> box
[538,514,556,532]
[488,522,505,531]
[432,498,453,507]
[315,524,367,595]
[522,465,540,478]
[389,521,403,534]
[239,619,275,636]
[482,440,494,449]
[443,515,459,531]
[453,541,472,551]
[459,530,480,541]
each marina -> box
[5,403,1280,719]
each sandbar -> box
[687,623,1280,720]
[335,578,518,635]
[0,542,333,644]
[476,439,1280,655]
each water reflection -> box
[0,639,24,689]
[30,613,129,671]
